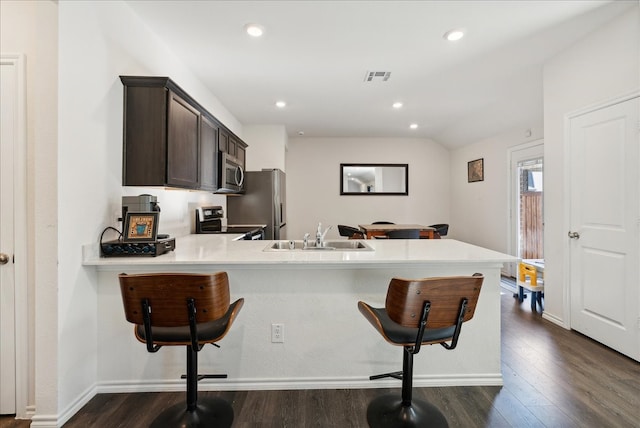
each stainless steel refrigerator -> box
[226,169,286,240]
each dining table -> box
[358,224,436,239]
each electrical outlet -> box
[271,323,284,343]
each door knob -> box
[568,231,580,239]
[0,253,9,265]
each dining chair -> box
[429,224,449,237]
[386,229,420,239]
[338,224,365,239]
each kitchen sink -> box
[264,240,373,251]
[324,241,373,250]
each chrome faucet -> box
[316,223,332,247]
[303,233,311,249]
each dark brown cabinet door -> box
[122,85,168,186]
[236,140,246,166]
[199,115,218,191]
[166,91,200,188]
[220,128,238,157]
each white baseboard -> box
[24,405,36,419]
[30,383,97,428]
[542,312,568,329]
[29,374,503,426]
[96,373,503,394]
[29,414,59,428]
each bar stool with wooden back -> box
[119,272,244,428]
[358,274,484,427]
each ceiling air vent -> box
[364,71,391,82]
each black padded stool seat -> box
[361,307,456,345]
[119,272,244,428]
[134,300,242,345]
[358,274,484,428]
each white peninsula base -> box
[85,236,516,393]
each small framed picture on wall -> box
[468,158,484,183]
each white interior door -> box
[568,95,639,361]
[0,56,17,414]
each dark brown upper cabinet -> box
[233,135,246,167]
[166,90,200,188]
[120,76,246,192]
[218,127,230,155]
[199,114,219,191]
[218,128,247,165]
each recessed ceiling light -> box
[443,29,464,42]
[409,123,418,130]
[275,101,286,108]
[245,23,264,37]
[392,102,403,109]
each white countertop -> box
[83,234,517,267]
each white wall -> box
[542,6,639,325]
[286,137,450,240]
[449,126,543,254]
[243,125,288,172]
[53,0,243,424]
[1,0,58,419]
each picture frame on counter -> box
[123,212,159,242]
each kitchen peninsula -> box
[83,235,516,393]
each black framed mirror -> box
[340,163,408,195]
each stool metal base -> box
[150,397,233,428]
[366,394,448,428]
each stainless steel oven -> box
[218,152,244,193]
[195,206,265,240]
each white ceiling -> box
[125,0,634,148]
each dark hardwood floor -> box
[2,284,639,427]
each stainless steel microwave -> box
[217,152,244,193]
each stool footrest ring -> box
[181,373,228,381]
[370,371,403,380]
